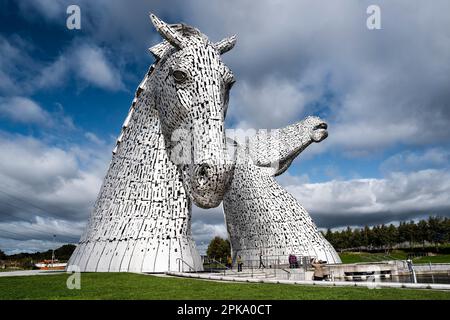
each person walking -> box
[237,255,243,272]
[226,255,232,269]
[258,251,265,269]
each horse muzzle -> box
[190,163,235,208]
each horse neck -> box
[113,65,158,154]
[79,64,195,246]
[110,63,192,220]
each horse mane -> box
[112,63,155,155]
[112,23,209,155]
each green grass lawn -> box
[339,251,450,264]
[413,255,450,264]
[0,273,449,300]
[339,251,408,263]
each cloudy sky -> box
[1,0,449,254]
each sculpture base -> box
[224,160,341,266]
[67,237,203,273]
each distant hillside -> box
[1,244,76,262]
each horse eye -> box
[172,70,188,83]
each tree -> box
[343,227,353,249]
[206,237,231,263]
[444,217,450,243]
[398,221,416,246]
[0,249,6,260]
[318,216,449,250]
[386,224,398,249]
[417,220,429,246]
[408,221,418,246]
[324,228,337,248]
[362,225,371,248]
[428,216,446,245]
[54,244,76,261]
[351,228,363,249]
[397,221,407,244]
[371,225,382,247]
[378,224,389,248]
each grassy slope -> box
[0,273,449,300]
[339,251,450,264]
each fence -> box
[203,254,316,281]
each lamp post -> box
[51,234,56,267]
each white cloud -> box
[84,132,105,145]
[18,0,66,21]
[73,44,124,91]
[0,132,111,245]
[191,204,228,253]
[0,238,72,255]
[0,216,84,242]
[330,122,420,151]
[36,42,124,91]
[380,148,450,173]
[0,35,38,94]
[0,97,51,125]
[18,0,161,61]
[192,222,228,243]
[230,77,312,129]
[37,55,69,89]
[276,172,310,186]
[183,0,450,153]
[10,1,450,153]
[193,165,450,247]
[0,35,124,93]
[284,169,450,228]
[0,135,78,191]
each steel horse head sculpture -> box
[223,116,341,265]
[67,14,237,272]
[149,14,236,208]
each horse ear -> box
[215,35,237,54]
[149,41,172,60]
[149,13,186,50]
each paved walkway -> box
[166,271,450,291]
[0,270,65,277]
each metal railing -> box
[279,268,291,280]
[205,258,238,276]
[176,258,195,272]
[203,254,312,280]
[231,254,314,270]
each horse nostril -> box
[314,123,327,130]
